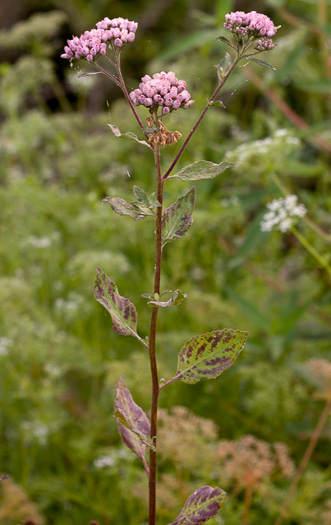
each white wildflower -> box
[0,337,12,356]
[93,454,115,469]
[261,195,307,233]
[22,421,50,445]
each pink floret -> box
[129,71,195,114]
[224,10,277,45]
[61,16,138,62]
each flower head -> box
[260,195,307,233]
[129,71,194,116]
[61,17,138,62]
[224,11,278,50]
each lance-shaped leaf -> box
[168,161,233,182]
[168,486,227,525]
[176,328,249,384]
[114,378,154,462]
[147,289,187,308]
[103,197,151,221]
[246,57,276,70]
[94,267,139,338]
[162,187,195,245]
[217,35,236,49]
[108,123,152,149]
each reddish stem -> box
[274,399,331,525]
[242,485,253,525]
[148,146,164,525]
[163,55,240,180]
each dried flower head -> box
[260,195,307,233]
[306,358,331,400]
[0,477,44,524]
[217,435,295,489]
[158,406,218,471]
[146,117,182,146]
[61,17,138,62]
[224,11,278,50]
[129,71,194,116]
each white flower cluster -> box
[261,195,307,233]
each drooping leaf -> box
[246,57,276,70]
[162,187,196,245]
[94,267,139,338]
[169,161,232,182]
[108,124,152,149]
[103,197,154,220]
[147,289,187,308]
[103,197,146,220]
[216,35,235,49]
[168,486,227,525]
[176,329,249,384]
[114,378,154,461]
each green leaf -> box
[114,378,154,462]
[246,57,276,70]
[158,29,222,60]
[108,124,152,149]
[224,286,270,331]
[133,186,150,205]
[103,197,152,221]
[162,187,196,245]
[208,100,226,108]
[169,161,232,182]
[292,78,331,94]
[94,267,140,339]
[168,485,227,525]
[176,329,249,384]
[216,35,235,49]
[216,52,233,80]
[147,289,187,308]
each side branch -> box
[163,56,239,180]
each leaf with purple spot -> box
[94,267,141,341]
[162,187,196,245]
[103,197,153,221]
[168,161,232,181]
[176,329,249,384]
[114,378,154,463]
[168,485,227,525]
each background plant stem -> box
[148,146,164,525]
[274,398,331,525]
[242,485,253,525]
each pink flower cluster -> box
[61,17,138,62]
[129,71,194,115]
[224,11,277,50]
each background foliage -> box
[0,0,330,524]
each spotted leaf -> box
[114,378,153,462]
[162,187,195,245]
[94,267,139,339]
[103,197,153,221]
[168,485,227,525]
[168,161,232,181]
[176,329,249,384]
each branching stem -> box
[163,55,240,180]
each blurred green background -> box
[0,0,331,524]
